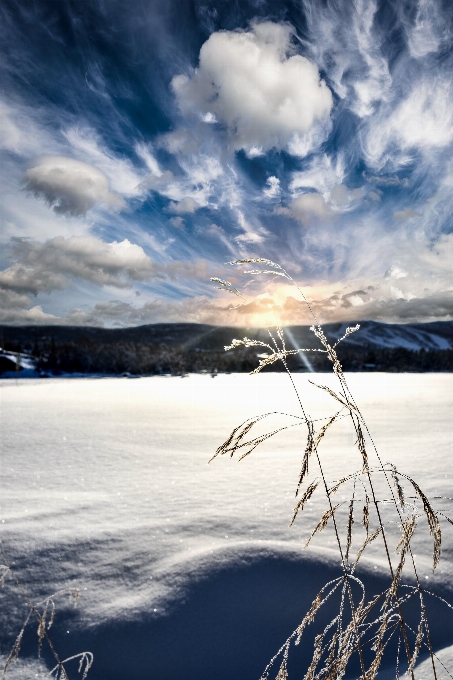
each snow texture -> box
[0,374,452,679]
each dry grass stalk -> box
[404,476,442,569]
[395,515,417,555]
[3,612,32,673]
[296,421,315,495]
[383,551,406,611]
[50,653,94,680]
[210,412,308,462]
[295,413,342,499]
[355,422,369,473]
[391,466,406,509]
[37,601,47,656]
[211,259,452,680]
[328,475,351,497]
[308,381,355,412]
[0,566,10,588]
[366,615,389,680]
[362,495,370,534]
[345,499,355,563]
[295,578,343,644]
[290,480,320,526]
[305,505,342,548]
[439,513,453,526]
[352,528,381,571]
[275,659,288,680]
[1,542,92,679]
[408,621,425,675]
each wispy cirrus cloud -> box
[301,0,392,117]
[1,0,453,327]
[363,78,453,170]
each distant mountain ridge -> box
[321,320,453,351]
[1,320,453,352]
[1,320,452,375]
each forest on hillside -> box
[1,326,452,375]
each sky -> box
[0,0,452,328]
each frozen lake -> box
[0,374,452,679]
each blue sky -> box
[1,0,452,327]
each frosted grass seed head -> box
[210,258,452,680]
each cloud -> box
[2,0,453,329]
[364,78,453,169]
[135,143,163,176]
[263,176,281,200]
[393,208,419,221]
[290,154,346,197]
[214,266,453,327]
[393,80,453,150]
[403,0,448,59]
[141,170,175,192]
[172,21,333,154]
[2,231,452,327]
[0,287,61,325]
[23,156,125,216]
[385,264,408,280]
[0,303,61,326]
[276,193,331,224]
[0,234,213,325]
[0,99,59,157]
[204,223,235,254]
[157,129,198,155]
[64,127,144,197]
[1,236,155,292]
[0,235,211,297]
[144,155,223,210]
[64,296,226,327]
[329,184,364,211]
[204,231,453,326]
[165,197,201,214]
[234,209,266,244]
[0,263,67,296]
[169,216,185,229]
[302,0,391,117]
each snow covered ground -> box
[0,374,452,680]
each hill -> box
[1,320,452,375]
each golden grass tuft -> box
[211,259,453,680]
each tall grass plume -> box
[211,259,453,680]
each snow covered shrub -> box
[211,259,453,680]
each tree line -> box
[2,334,452,375]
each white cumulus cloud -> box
[23,156,125,216]
[0,235,154,292]
[172,21,333,154]
[0,235,213,324]
[1,235,212,291]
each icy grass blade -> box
[226,258,283,269]
[244,269,288,277]
[210,277,245,300]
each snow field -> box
[1,374,452,679]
